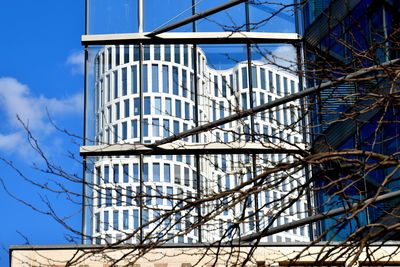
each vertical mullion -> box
[192,0,202,243]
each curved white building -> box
[90,44,309,244]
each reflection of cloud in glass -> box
[259,45,297,71]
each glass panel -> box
[144,0,192,32]
[88,0,138,34]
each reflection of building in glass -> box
[301,0,400,241]
[91,44,309,244]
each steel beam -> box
[81,32,302,45]
[80,142,306,156]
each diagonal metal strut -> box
[148,59,400,148]
[146,0,247,37]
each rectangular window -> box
[113,210,119,230]
[219,101,224,119]
[184,102,190,120]
[222,77,227,97]
[242,67,248,89]
[164,44,171,61]
[104,211,109,230]
[242,93,248,109]
[154,44,160,60]
[124,99,129,118]
[268,71,274,93]
[134,45,140,61]
[122,122,127,140]
[164,164,171,182]
[182,69,187,97]
[290,80,295,94]
[184,167,190,186]
[95,213,100,232]
[143,119,149,137]
[133,210,139,229]
[144,97,151,115]
[155,97,161,115]
[144,44,150,60]
[153,118,159,137]
[123,164,129,183]
[173,120,179,134]
[146,186,152,205]
[251,66,258,88]
[123,45,129,64]
[115,45,120,66]
[283,77,288,95]
[116,189,122,206]
[167,187,173,206]
[113,164,119,183]
[184,45,189,66]
[143,209,149,229]
[165,97,172,115]
[214,75,219,97]
[113,124,118,143]
[115,102,120,120]
[123,210,129,230]
[162,65,169,93]
[131,120,138,138]
[97,189,101,207]
[174,44,180,64]
[261,68,266,90]
[126,186,132,205]
[143,163,149,182]
[276,74,281,95]
[107,75,111,101]
[133,98,140,115]
[173,67,179,95]
[106,188,112,207]
[156,186,163,205]
[175,99,181,118]
[107,48,112,70]
[153,163,160,182]
[163,119,170,137]
[114,71,118,99]
[152,64,158,92]
[133,163,139,182]
[104,165,109,183]
[131,65,138,94]
[122,68,127,95]
[143,64,148,92]
[174,164,180,184]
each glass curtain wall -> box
[83,0,308,245]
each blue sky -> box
[0,0,84,265]
[0,0,297,265]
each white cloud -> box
[0,132,24,152]
[66,51,84,75]
[0,77,83,156]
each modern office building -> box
[87,43,309,244]
[299,0,400,241]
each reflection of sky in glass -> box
[88,0,295,34]
[89,0,138,34]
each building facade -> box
[89,44,309,244]
[300,0,400,241]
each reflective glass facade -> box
[84,0,308,245]
[301,0,400,241]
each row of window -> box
[96,63,197,108]
[95,162,197,187]
[100,117,195,144]
[94,208,196,234]
[96,44,199,77]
